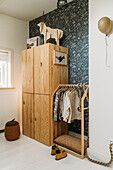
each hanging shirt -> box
[75,91,81,120]
[68,90,77,121]
[59,92,64,120]
[62,91,72,123]
[69,90,81,121]
[53,89,61,121]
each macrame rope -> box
[83,85,113,167]
[86,142,113,167]
[86,118,113,167]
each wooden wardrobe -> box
[22,43,68,146]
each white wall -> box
[0,90,18,129]
[0,14,27,129]
[89,0,113,161]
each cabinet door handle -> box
[35,118,37,121]
[23,101,25,104]
[40,62,42,66]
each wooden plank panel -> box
[53,121,68,140]
[22,93,34,139]
[22,49,33,93]
[34,94,50,146]
[49,44,69,94]
[60,66,68,84]
[34,45,50,94]
[34,94,40,142]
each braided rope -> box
[86,123,113,167]
[86,142,113,167]
[84,85,113,167]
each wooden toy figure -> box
[37,22,63,45]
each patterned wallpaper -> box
[29,0,89,136]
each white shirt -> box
[62,91,72,123]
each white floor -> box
[0,133,111,170]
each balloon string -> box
[105,35,110,68]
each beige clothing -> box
[60,90,81,124]
[69,90,81,121]
[62,91,72,123]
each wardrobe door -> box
[22,93,34,139]
[51,65,68,94]
[49,45,69,94]
[22,49,33,93]
[34,94,50,146]
[34,45,50,94]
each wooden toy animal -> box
[37,22,63,45]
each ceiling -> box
[0,0,72,21]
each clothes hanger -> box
[71,86,76,93]
[59,86,68,94]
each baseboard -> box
[0,129,4,133]
[87,148,110,163]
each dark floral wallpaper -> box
[29,0,89,136]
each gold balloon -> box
[98,17,112,35]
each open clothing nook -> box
[52,84,89,159]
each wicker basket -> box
[5,119,20,141]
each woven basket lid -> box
[5,119,19,126]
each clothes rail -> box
[58,84,88,87]
[51,84,89,159]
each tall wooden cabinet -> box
[22,43,68,146]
